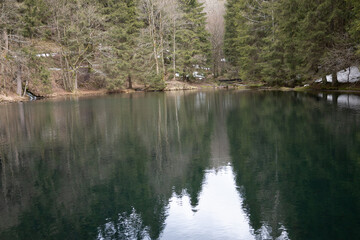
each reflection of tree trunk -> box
[1,152,8,212]
[164,95,170,161]
[332,94,338,105]
[2,109,9,210]
[14,146,20,167]
[323,93,327,101]
[157,100,163,168]
[19,103,25,129]
[164,95,168,145]
[175,97,181,145]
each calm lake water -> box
[0,90,360,240]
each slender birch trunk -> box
[1,29,9,89]
[173,17,176,81]
[159,10,165,80]
[149,1,159,75]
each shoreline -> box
[2,83,360,104]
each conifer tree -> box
[348,0,360,55]
[22,0,49,38]
[224,0,274,82]
[275,0,303,81]
[176,0,211,81]
[224,0,359,85]
[100,0,143,90]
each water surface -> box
[0,91,360,240]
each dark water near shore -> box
[0,91,360,240]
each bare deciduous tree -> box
[201,0,226,77]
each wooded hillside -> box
[224,0,360,86]
[0,0,211,96]
[1,0,360,97]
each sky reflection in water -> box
[163,166,255,240]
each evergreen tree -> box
[276,0,303,81]
[224,0,358,85]
[347,0,360,55]
[224,0,243,76]
[22,0,49,38]
[224,0,276,82]
[99,0,143,90]
[176,0,211,81]
[257,0,284,84]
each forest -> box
[224,0,360,85]
[0,0,360,97]
[0,0,211,97]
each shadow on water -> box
[0,90,360,239]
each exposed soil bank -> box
[0,89,108,104]
[0,81,221,104]
[0,93,27,103]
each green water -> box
[0,91,359,240]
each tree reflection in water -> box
[0,91,360,239]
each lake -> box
[0,90,360,240]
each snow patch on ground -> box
[36,53,57,57]
[315,66,360,83]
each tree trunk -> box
[1,29,9,90]
[159,11,165,79]
[322,75,327,85]
[3,29,9,55]
[16,65,22,96]
[213,60,218,78]
[173,17,176,81]
[0,63,4,90]
[60,54,67,90]
[74,70,78,92]
[23,79,28,97]
[149,2,159,75]
[64,54,72,91]
[128,74,132,89]
[271,1,275,42]
[332,72,338,86]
